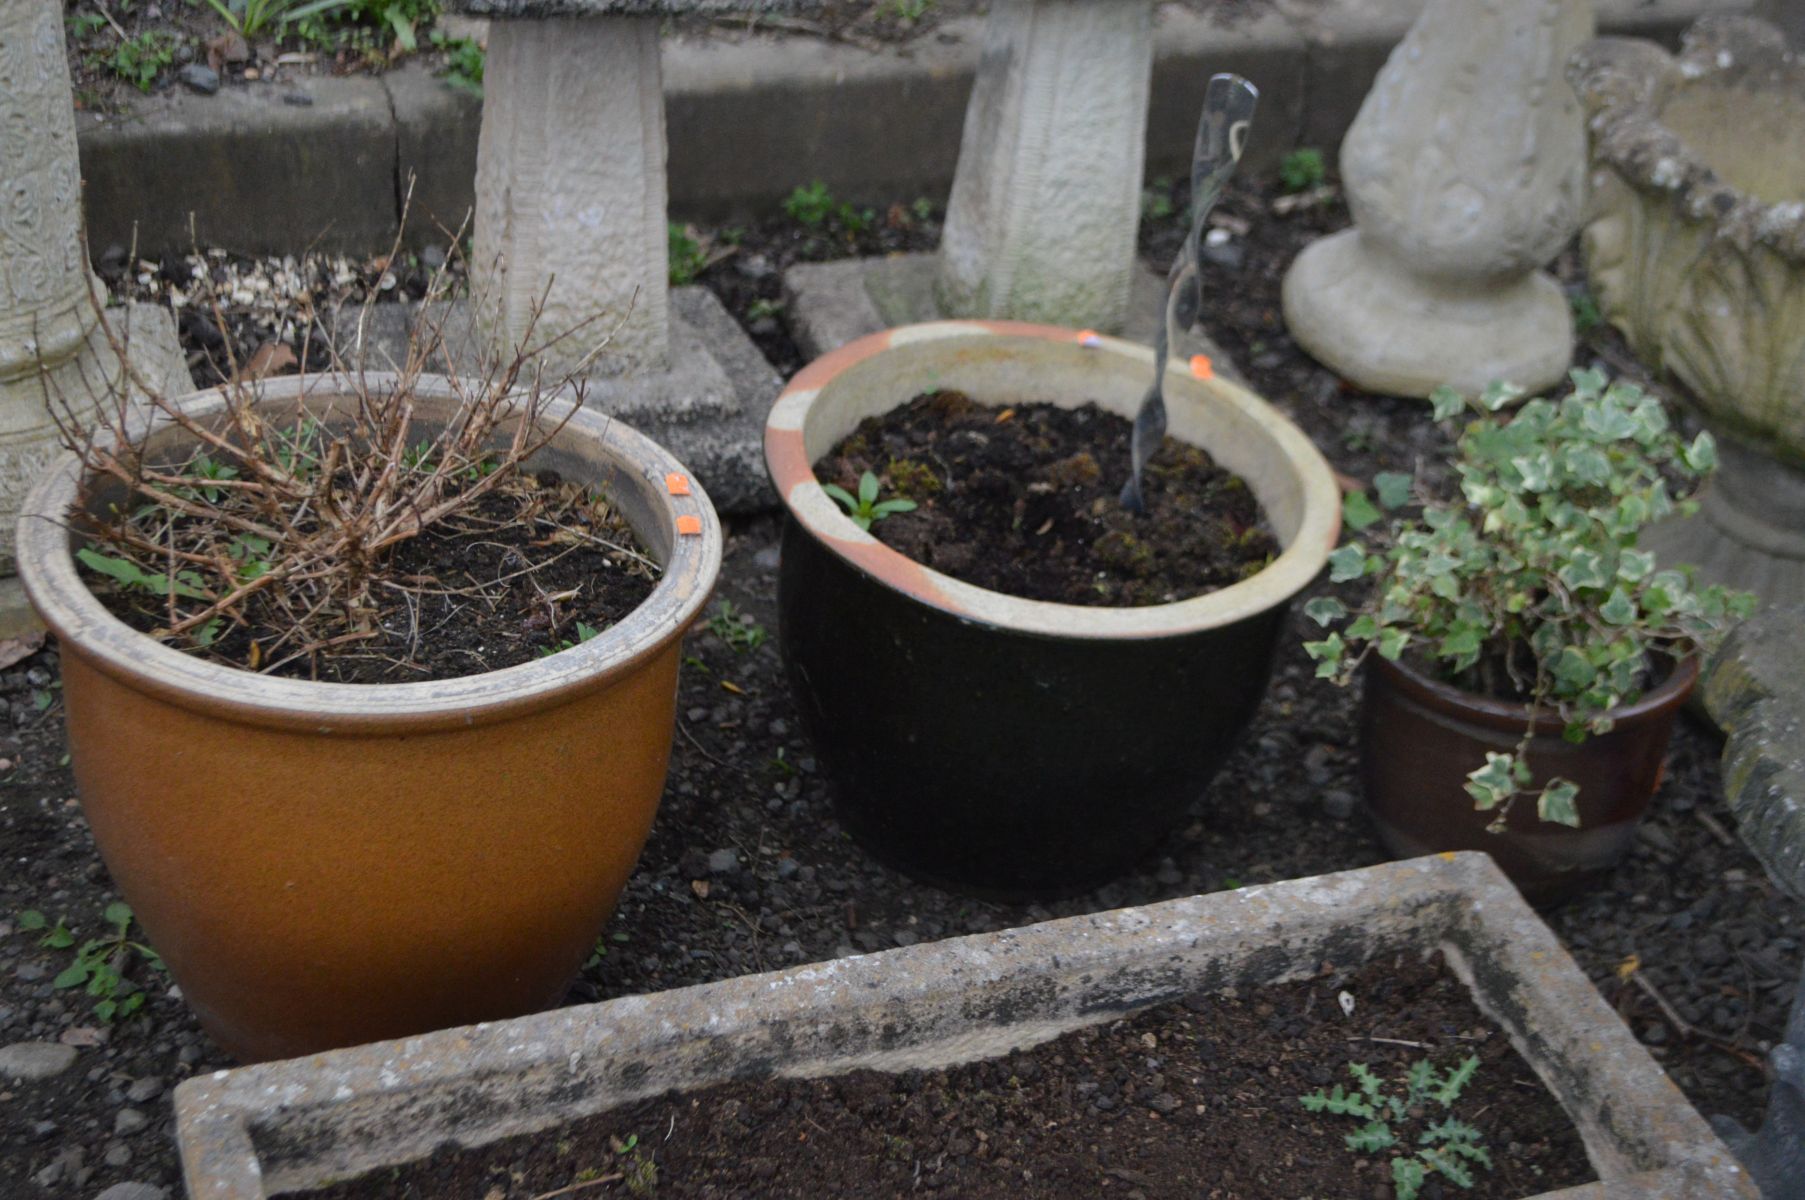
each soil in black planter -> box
[300,952,1595,1200]
[816,392,1279,606]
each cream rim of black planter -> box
[765,320,1342,640]
[15,372,723,731]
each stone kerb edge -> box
[74,0,1749,258]
[172,853,1753,1199]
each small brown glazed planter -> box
[1360,652,1698,905]
[765,321,1341,896]
[14,373,722,1063]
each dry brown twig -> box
[40,190,654,681]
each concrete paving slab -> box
[172,853,1756,1200]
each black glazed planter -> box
[765,322,1341,896]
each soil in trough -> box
[816,393,1279,606]
[302,951,1594,1200]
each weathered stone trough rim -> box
[1571,14,1805,264]
[172,852,1755,1199]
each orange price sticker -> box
[676,515,703,536]
[665,473,692,496]
[1077,330,1102,348]
[1189,355,1214,381]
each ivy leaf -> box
[1681,431,1717,473]
[1599,588,1638,626]
[1377,627,1410,661]
[1303,597,1347,627]
[1374,472,1414,509]
[1327,544,1369,582]
[1538,780,1581,828]
[1343,491,1382,531]
[1428,386,1466,422]
[1464,753,1517,810]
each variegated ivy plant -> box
[1303,369,1755,828]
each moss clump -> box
[884,457,942,500]
[1094,529,1156,577]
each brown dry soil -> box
[78,469,658,683]
[819,393,1278,606]
[303,952,1593,1200]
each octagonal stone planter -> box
[173,853,1754,1199]
[1572,15,1805,607]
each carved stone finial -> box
[1280,0,1593,399]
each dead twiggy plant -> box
[43,204,659,681]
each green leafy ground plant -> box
[1300,1056,1491,1199]
[1304,371,1753,826]
[1280,147,1327,193]
[18,903,165,1023]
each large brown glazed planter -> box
[1360,653,1698,905]
[766,321,1340,896]
[14,373,722,1062]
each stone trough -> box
[173,853,1753,1198]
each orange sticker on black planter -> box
[665,473,692,496]
[676,515,702,536]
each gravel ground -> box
[3,168,1800,1197]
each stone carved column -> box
[936,0,1154,333]
[473,16,670,378]
[1281,0,1593,399]
[0,0,103,573]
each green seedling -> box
[707,599,766,653]
[78,547,209,602]
[90,30,182,93]
[19,903,166,1024]
[669,223,708,285]
[890,0,932,22]
[205,0,354,38]
[432,28,485,96]
[1280,147,1328,193]
[1300,1056,1491,1199]
[1570,289,1603,336]
[823,471,917,531]
[538,621,603,658]
[782,182,871,233]
[613,1133,658,1196]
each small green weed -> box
[668,223,709,286]
[1280,147,1328,194]
[613,1134,658,1196]
[890,0,932,22]
[823,471,917,531]
[90,30,181,93]
[432,28,484,96]
[1142,177,1176,221]
[1570,289,1603,336]
[78,547,208,602]
[19,903,165,1024]
[746,298,785,322]
[1300,1056,1491,1199]
[782,182,872,233]
[538,622,603,658]
[204,0,355,39]
[707,600,766,653]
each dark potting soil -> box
[79,471,660,685]
[302,952,1593,1200]
[817,393,1279,606]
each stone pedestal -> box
[1573,17,1805,613]
[474,16,669,378]
[935,0,1154,332]
[1281,0,1592,399]
[452,0,822,509]
[0,0,189,629]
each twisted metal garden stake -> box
[1122,73,1259,513]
